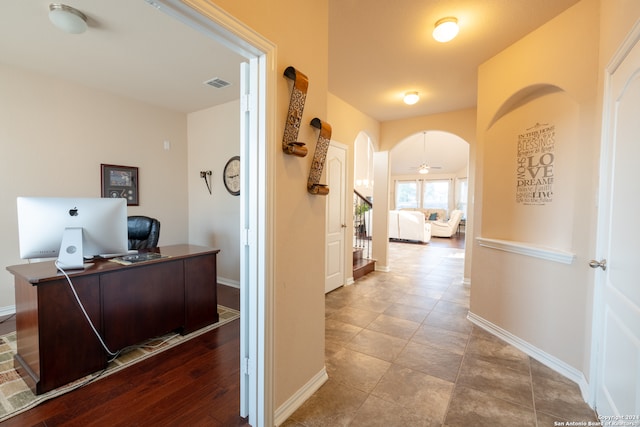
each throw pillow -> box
[428,213,438,220]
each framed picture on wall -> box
[101,164,139,206]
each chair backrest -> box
[448,210,463,228]
[127,216,161,250]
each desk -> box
[6,244,220,394]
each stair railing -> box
[353,190,372,261]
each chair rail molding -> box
[476,237,576,264]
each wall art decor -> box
[307,117,332,195]
[101,163,139,206]
[515,123,555,205]
[282,66,309,157]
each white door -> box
[325,143,347,293]
[592,31,640,417]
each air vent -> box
[203,77,231,89]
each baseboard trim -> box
[467,311,592,407]
[274,367,328,426]
[217,277,240,288]
[375,264,390,272]
[0,305,15,317]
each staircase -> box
[353,247,375,280]
[353,190,375,280]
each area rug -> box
[0,305,240,422]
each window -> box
[394,178,466,215]
[395,180,418,209]
[422,180,449,210]
[456,178,468,218]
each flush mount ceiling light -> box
[403,91,419,105]
[49,3,88,34]
[433,17,459,43]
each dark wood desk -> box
[6,244,220,395]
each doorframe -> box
[326,141,348,293]
[155,1,276,425]
[588,19,640,409]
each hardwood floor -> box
[428,232,465,249]
[0,238,466,426]
[1,285,249,427]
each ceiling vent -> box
[203,77,231,89]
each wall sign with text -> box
[516,123,555,205]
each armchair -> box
[127,216,161,250]
[430,210,463,238]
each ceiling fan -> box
[412,132,442,174]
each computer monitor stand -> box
[56,227,86,270]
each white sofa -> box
[401,208,447,222]
[388,210,431,243]
[430,210,464,238]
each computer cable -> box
[55,261,119,357]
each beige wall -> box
[472,0,600,375]
[211,0,330,410]
[380,108,477,280]
[380,108,477,152]
[327,93,380,281]
[328,93,380,149]
[187,101,241,285]
[0,64,189,309]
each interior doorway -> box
[590,25,640,417]
[156,1,275,425]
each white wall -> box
[0,63,189,310]
[187,101,241,285]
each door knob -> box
[341,224,347,228]
[589,259,607,270]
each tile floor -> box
[283,241,599,427]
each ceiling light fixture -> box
[403,91,419,105]
[49,3,88,34]
[433,17,458,43]
[418,165,430,174]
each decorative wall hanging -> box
[307,118,332,196]
[515,122,555,205]
[223,156,240,196]
[282,66,309,157]
[200,170,212,194]
[101,164,139,206]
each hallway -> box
[283,240,598,426]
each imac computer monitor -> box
[17,197,128,269]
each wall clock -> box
[223,156,240,196]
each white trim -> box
[375,264,391,272]
[588,17,640,412]
[467,311,592,406]
[476,237,575,264]
[0,305,15,317]
[157,2,276,426]
[345,276,355,286]
[217,277,240,288]
[274,367,328,427]
[462,277,471,286]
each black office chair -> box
[127,216,161,250]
